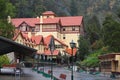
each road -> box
[0,67,118,80]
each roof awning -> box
[98,53,120,60]
[0,36,37,57]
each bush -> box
[80,47,110,68]
[0,55,10,67]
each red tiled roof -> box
[11,12,83,27]
[65,48,77,56]
[54,38,68,47]
[11,18,40,27]
[42,16,83,26]
[13,31,28,41]
[21,32,28,40]
[13,31,44,45]
[44,50,59,56]
[42,11,55,15]
[44,35,53,47]
[59,16,83,26]
[31,35,43,45]
[42,18,59,24]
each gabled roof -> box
[43,18,59,24]
[54,38,68,47]
[13,31,28,41]
[65,48,77,56]
[42,11,55,15]
[43,35,68,48]
[31,35,43,45]
[44,35,53,47]
[11,18,40,27]
[11,11,83,27]
[59,16,83,26]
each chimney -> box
[40,16,43,23]
[36,16,39,19]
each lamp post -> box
[43,55,45,72]
[34,54,39,70]
[70,40,76,80]
[49,36,55,80]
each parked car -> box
[0,67,15,74]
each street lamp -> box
[43,55,45,72]
[34,54,39,71]
[70,40,76,80]
[49,36,55,80]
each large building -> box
[9,11,84,60]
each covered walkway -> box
[0,36,37,58]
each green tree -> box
[81,47,110,68]
[70,0,78,16]
[0,0,16,19]
[102,15,120,52]
[0,55,10,67]
[0,0,15,38]
[0,20,14,38]
[77,36,90,61]
[86,15,101,45]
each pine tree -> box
[102,15,120,52]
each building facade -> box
[10,11,84,58]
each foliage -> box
[70,0,78,16]
[77,36,90,61]
[81,47,110,68]
[102,15,120,52]
[0,20,14,39]
[0,0,15,38]
[0,55,10,67]
[14,0,46,17]
[86,15,101,45]
[0,0,16,19]
[91,39,104,50]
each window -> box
[35,26,40,32]
[72,27,75,31]
[31,28,35,32]
[22,26,26,31]
[55,45,63,48]
[63,34,66,39]
[63,28,65,31]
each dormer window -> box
[35,25,40,32]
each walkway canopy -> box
[0,36,37,57]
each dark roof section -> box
[98,53,120,60]
[0,36,37,57]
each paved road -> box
[0,67,119,80]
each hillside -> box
[10,0,120,24]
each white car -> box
[0,67,15,74]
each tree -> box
[70,0,78,16]
[81,48,110,68]
[77,36,90,61]
[0,0,15,38]
[0,0,16,19]
[102,15,120,52]
[0,55,10,67]
[86,15,101,45]
[0,20,14,39]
